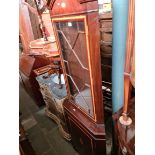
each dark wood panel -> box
[101,55,112,66]
[87,12,104,123]
[20,140,36,155]
[69,118,93,155]
[19,55,35,77]
[99,12,112,19]
[64,101,105,135]
[101,45,112,55]
[50,0,98,16]
[100,20,112,28]
[100,27,112,32]
[101,64,112,83]
[64,100,106,155]
[101,32,112,42]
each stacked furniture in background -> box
[99,12,112,112]
[19,0,60,107]
[19,54,51,107]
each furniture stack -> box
[19,54,51,107]
[99,12,112,112]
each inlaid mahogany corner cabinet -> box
[49,0,106,154]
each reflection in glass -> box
[55,20,94,117]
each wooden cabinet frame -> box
[49,0,106,154]
[52,15,102,122]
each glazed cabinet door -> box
[53,16,95,118]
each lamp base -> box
[119,116,132,126]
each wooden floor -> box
[19,83,79,155]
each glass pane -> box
[55,20,94,117]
